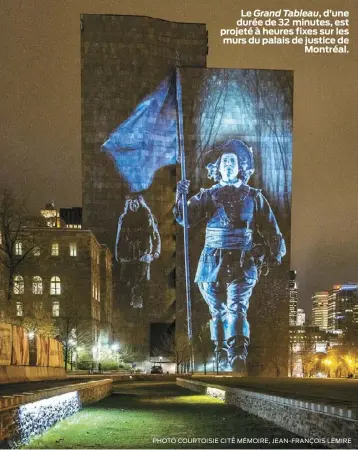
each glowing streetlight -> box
[28,331,35,340]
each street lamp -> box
[212,357,215,373]
[159,356,162,367]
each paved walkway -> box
[24,381,317,449]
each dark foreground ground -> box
[192,376,358,409]
[23,381,318,449]
[0,378,95,396]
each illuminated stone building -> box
[2,206,113,358]
[312,291,329,330]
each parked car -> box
[150,365,163,374]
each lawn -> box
[191,376,358,408]
[24,381,312,449]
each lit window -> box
[50,276,61,295]
[14,275,24,294]
[16,301,23,317]
[15,241,22,256]
[32,276,43,294]
[51,243,59,256]
[34,246,40,256]
[52,301,60,317]
[70,243,77,256]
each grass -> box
[191,376,358,408]
[24,381,313,449]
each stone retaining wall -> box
[0,366,66,384]
[0,379,112,447]
[177,378,358,449]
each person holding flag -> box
[174,139,286,372]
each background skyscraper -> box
[296,308,306,326]
[312,291,329,330]
[289,270,298,325]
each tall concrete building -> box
[81,14,207,359]
[312,291,329,330]
[328,284,358,334]
[289,270,298,325]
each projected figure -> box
[175,139,286,372]
[115,196,161,308]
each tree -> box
[153,333,191,374]
[297,330,319,377]
[21,302,57,338]
[0,189,43,302]
[55,296,93,370]
[194,322,212,374]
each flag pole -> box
[175,68,194,370]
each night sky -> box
[0,0,357,316]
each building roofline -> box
[80,13,207,27]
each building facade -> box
[296,308,306,326]
[2,224,113,359]
[312,291,329,330]
[289,270,298,326]
[328,284,358,334]
[81,14,207,359]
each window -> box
[69,243,77,256]
[13,275,24,294]
[51,243,59,256]
[50,276,61,295]
[33,246,41,256]
[32,276,43,294]
[16,301,23,317]
[15,241,22,256]
[52,301,60,317]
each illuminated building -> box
[312,291,329,330]
[40,201,61,228]
[289,270,298,325]
[328,284,358,332]
[289,326,328,353]
[81,14,207,359]
[296,308,306,326]
[1,205,113,360]
[328,283,358,333]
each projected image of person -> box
[116,196,161,308]
[175,139,286,372]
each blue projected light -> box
[102,74,179,192]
